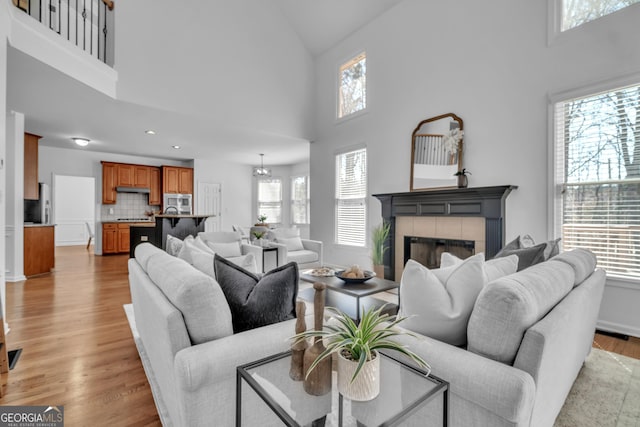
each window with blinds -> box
[561,0,640,31]
[291,175,310,225]
[257,178,282,224]
[335,148,367,246]
[554,83,640,280]
[338,52,367,119]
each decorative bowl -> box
[334,270,376,284]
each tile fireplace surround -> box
[373,185,517,280]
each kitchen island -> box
[129,215,214,256]
[24,224,55,276]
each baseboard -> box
[596,320,640,339]
[5,274,27,282]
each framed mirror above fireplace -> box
[410,113,464,191]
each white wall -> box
[114,0,315,142]
[0,2,10,329]
[5,112,25,282]
[311,0,640,335]
[193,158,253,232]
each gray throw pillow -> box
[213,254,298,333]
[495,243,546,271]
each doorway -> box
[53,175,96,246]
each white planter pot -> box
[337,350,380,401]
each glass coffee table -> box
[299,272,399,323]
[236,351,448,427]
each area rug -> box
[555,347,640,427]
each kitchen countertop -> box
[24,223,56,227]
[101,220,155,226]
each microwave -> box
[164,193,192,215]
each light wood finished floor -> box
[0,246,637,425]
[0,246,160,426]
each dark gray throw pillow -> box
[495,243,546,271]
[213,254,298,333]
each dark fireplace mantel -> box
[373,185,517,279]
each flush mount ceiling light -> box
[145,130,156,135]
[172,145,181,149]
[72,137,90,147]
[253,153,272,177]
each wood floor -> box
[0,246,160,426]
[0,246,638,425]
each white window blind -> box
[561,0,640,31]
[338,52,367,119]
[335,148,367,246]
[257,178,282,224]
[291,175,310,225]
[554,83,640,280]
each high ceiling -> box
[7,0,403,166]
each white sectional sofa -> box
[392,248,606,427]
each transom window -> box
[257,178,282,224]
[554,82,640,280]
[291,175,310,225]
[335,148,367,246]
[561,0,640,31]
[338,52,367,119]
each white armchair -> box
[199,231,285,273]
[270,228,323,270]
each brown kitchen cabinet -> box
[135,166,150,188]
[117,224,130,253]
[102,223,118,254]
[102,162,117,204]
[24,225,55,276]
[117,164,135,187]
[24,133,41,200]
[149,167,162,205]
[162,166,193,194]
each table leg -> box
[236,370,242,427]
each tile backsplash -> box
[101,193,160,221]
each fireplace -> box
[373,185,517,280]
[405,236,475,269]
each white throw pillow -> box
[193,235,215,254]
[277,236,305,252]
[206,241,242,258]
[227,253,258,274]
[440,252,518,282]
[165,234,184,257]
[191,249,258,276]
[398,253,487,346]
[178,236,212,264]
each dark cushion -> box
[213,254,298,333]
[495,243,546,271]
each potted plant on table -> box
[371,221,391,279]
[291,305,431,401]
[255,214,268,226]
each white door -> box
[197,182,221,231]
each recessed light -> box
[172,145,181,149]
[72,137,90,147]
[145,130,156,135]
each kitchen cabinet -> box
[163,166,193,194]
[24,133,41,200]
[162,166,180,194]
[117,164,135,187]
[178,167,194,194]
[102,162,117,204]
[24,225,55,276]
[102,223,118,254]
[117,224,130,253]
[149,167,162,205]
[135,166,150,188]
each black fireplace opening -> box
[404,236,475,269]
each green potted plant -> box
[292,305,430,401]
[454,168,471,188]
[255,214,268,226]
[371,221,391,279]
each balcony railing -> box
[12,0,114,66]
